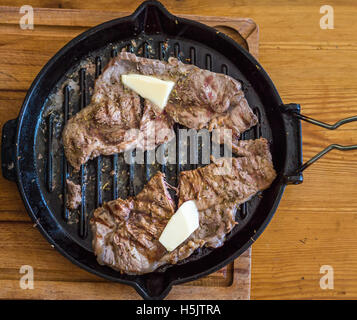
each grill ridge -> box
[47,113,54,193]
[79,68,88,239]
[239,107,261,220]
[62,85,70,221]
[205,54,212,71]
[190,47,196,65]
[127,44,135,197]
[221,64,228,75]
[95,57,103,208]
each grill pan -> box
[2,1,357,300]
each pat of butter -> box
[121,74,175,111]
[159,200,199,252]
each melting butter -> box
[121,74,175,111]
[159,200,199,252]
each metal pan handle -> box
[292,112,357,172]
[1,118,18,182]
[282,104,357,174]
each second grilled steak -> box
[91,138,276,274]
[178,138,276,211]
[91,172,176,274]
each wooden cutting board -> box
[0,7,258,300]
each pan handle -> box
[282,105,357,173]
[298,143,357,172]
[280,104,304,184]
[293,112,357,172]
[1,118,18,182]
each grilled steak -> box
[164,56,258,134]
[178,138,276,211]
[63,52,257,170]
[62,55,175,170]
[91,138,276,274]
[91,172,175,274]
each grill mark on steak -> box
[91,172,176,274]
[90,138,276,274]
[63,52,257,170]
[178,138,276,212]
[62,53,176,170]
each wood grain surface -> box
[0,0,357,300]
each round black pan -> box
[2,1,356,299]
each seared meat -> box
[91,172,176,274]
[178,138,276,211]
[62,54,175,170]
[175,138,276,252]
[63,52,257,170]
[231,137,273,158]
[164,57,257,135]
[91,138,276,274]
[66,179,81,210]
[135,101,175,150]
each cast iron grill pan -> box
[6,1,356,299]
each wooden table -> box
[0,0,357,300]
